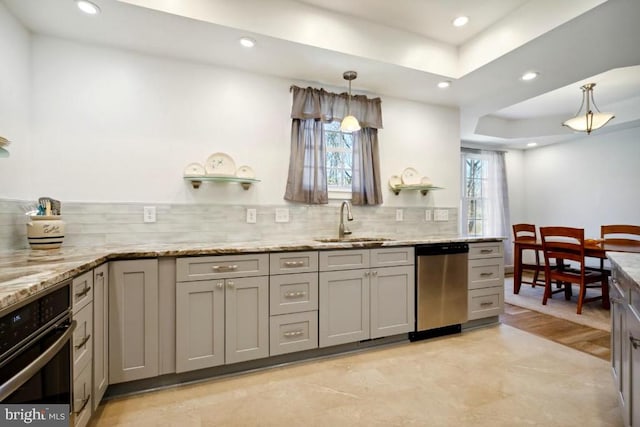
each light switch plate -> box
[395,209,404,221]
[425,209,432,221]
[143,206,156,223]
[275,208,289,223]
[434,209,449,221]
[246,208,257,224]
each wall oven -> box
[0,280,75,407]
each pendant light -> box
[562,83,615,134]
[340,71,361,133]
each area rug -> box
[503,276,610,331]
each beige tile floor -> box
[91,324,622,427]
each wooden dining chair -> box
[600,224,640,273]
[512,224,545,287]
[540,226,609,315]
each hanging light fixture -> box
[562,83,615,134]
[340,71,361,133]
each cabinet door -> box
[225,276,269,364]
[370,266,415,339]
[628,306,640,427]
[610,280,625,402]
[92,264,108,410]
[108,259,159,384]
[319,269,370,347]
[176,280,225,373]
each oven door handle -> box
[0,320,76,402]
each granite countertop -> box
[607,252,640,287]
[0,236,502,313]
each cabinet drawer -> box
[468,258,504,289]
[72,362,92,427]
[269,311,318,356]
[270,251,318,275]
[177,254,268,281]
[72,271,93,312]
[370,247,414,268]
[468,242,503,260]
[270,272,318,315]
[468,287,504,320]
[319,249,370,271]
[72,302,93,378]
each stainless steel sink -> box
[314,237,391,243]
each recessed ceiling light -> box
[521,71,539,81]
[239,37,256,48]
[76,0,100,15]
[437,81,451,89]
[452,16,469,27]
[527,142,538,147]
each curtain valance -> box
[289,86,383,129]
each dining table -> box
[512,238,640,295]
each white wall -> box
[29,36,460,206]
[522,127,640,238]
[0,3,31,198]
[505,149,525,226]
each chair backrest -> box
[513,223,537,241]
[601,224,640,247]
[540,226,586,273]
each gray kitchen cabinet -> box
[92,263,108,410]
[108,259,159,384]
[467,242,504,321]
[319,247,415,347]
[175,255,269,372]
[71,270,93,427]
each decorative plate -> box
[420,176,433,186]
[388,175,402,189]
[205,152,236,176]
[236,165,255,179]
[183,162,205,177]
[401,167,420,185]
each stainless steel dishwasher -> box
[409,242,469,341]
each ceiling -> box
[3,0,640,149]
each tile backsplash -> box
[0,199,459,251]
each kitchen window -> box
[325,121,353,194]
[462,153,488,236]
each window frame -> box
[461,152,489,237]
[324,121,354,199]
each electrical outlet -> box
[246,208,257,224]
[143,206,156,223]
[275,208,289,223]
[425,209,432,221]
[395,209,404,222]
[434,209,449,221]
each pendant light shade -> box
[562,83,614,134]
[340,71,361,133]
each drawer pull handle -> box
[213,265,238,272]
[480,302,494,307]
[284,291,307,298]
[631,335,640,350]
[284,261,305,267]
[96,272,104,278]
[75,286,91,299]
[480,249,494,254]
[283,330,304,338]
[480,272,494,277]
[75,334,91,350]
[74,393,91,415]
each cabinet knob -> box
[364,271,370,277]
[630,335,640,350]
[227,281,235,288]
[372,271,378,276]
[216,282,224,289]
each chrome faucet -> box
[338,200,354,238]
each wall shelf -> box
[184,176,260,190]
[389,185,443,196]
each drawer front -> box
[270,251,319,275]
[72,362,92,427]
[468,258,504,290]
[270,272,319,315]
[177,254,269,281]
[370,247,414,268]
[269,311,318,356]
[468,242,503,260]
[630,284,640,322]
[319,249,370,272]
[72,271,94,312]
[468,287,504,320]
[72,303,93,377]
